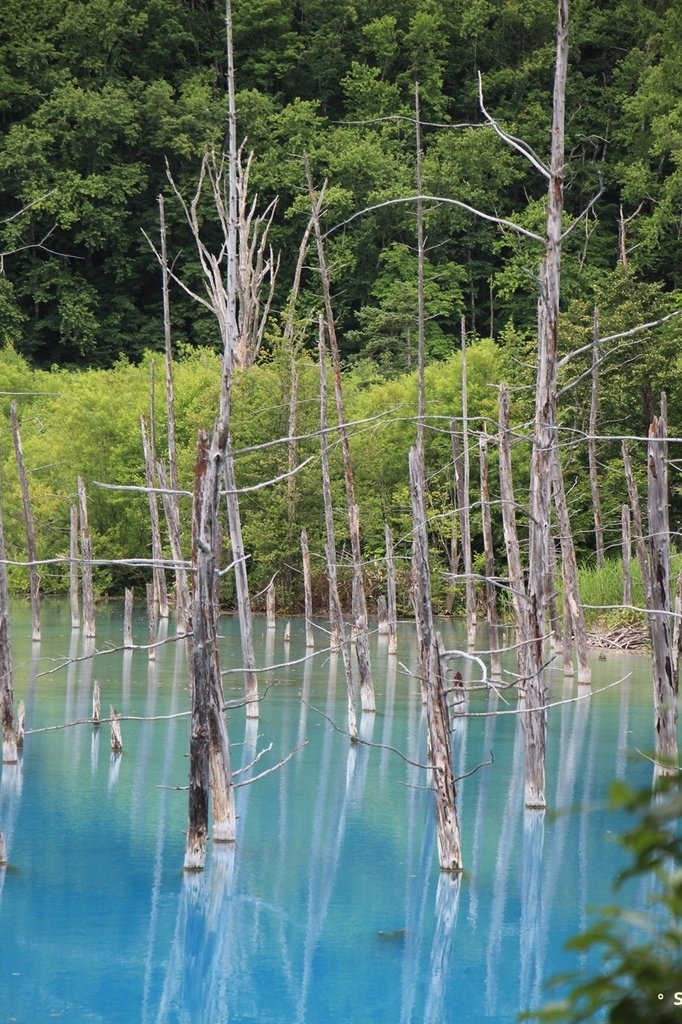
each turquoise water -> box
[0,601,660,1023]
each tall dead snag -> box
[10,403,40,642]
[69,504,80,629]
[524,0,570,809]
[158,195,190,634]
[621,505,632,607]
[300,529,315,650]
[497,384,531,682]
[551,449,591,684]
[622,441,653,614]
[123,587,134,649]
[384,523,398,655]
[146,583,157,662]
[266,577,276,631]
[77,476,96,638]
[223,439,259,718]
[0,486,17,764]
[646,415,678,775]
[409,447,462,872]
[479,431,502,681]
[588,307,605,567]
[307,164,374,715]
[319,325,357,741]
[141,415,169,620]
[460,320,476,647]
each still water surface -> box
[0,600,661,1023]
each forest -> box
[1,0,681,610]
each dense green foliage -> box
[524,776,682,1023]
[1,0,681,375]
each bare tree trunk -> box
[319,323,357,739]
[621,504,632,607]
[646,415,678,776]
[449,423,465,616]
[10,403,40,641]
[69,504,80,630]
[385,522,398,655]
[223,440,259,718]
[266,577,276,630]
[159,195,178,490]
[157,462,190,634]
[546,534,560,654]
[15,700,24,749]
[415,82,426,457]
[0,489,17,764]
[562,562,575,677]
[124,587,134,649]
[479,431,502,681]
[409,447,462,872]
[307,164,374,713]
[523,0,570,810]
[377,595,389,636]
[301,528,315,649]
[551,447,591,684]
[460,319,476,647]
[497,384,530,678]
[92,681,101,726]
[141,416,169,619]
[146,582,157,661]
[588,307,605,567]
[622,442,653,613]
[78,476,96,638]
[110,706,123,752]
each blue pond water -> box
[0,601,660,1023]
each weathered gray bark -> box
[110,706,123,752]
[69,504,80,629]
[588,307,605,567]
[409,446,462,872]
[266,577,276,630]
[123,587,134,649]
[0,833,7,866]
[497,384,531,676]
[479,431,502,681]
[10,403,40,641]
[16,700,25,748]
[621,504,632,607]
[78,476,96,638]
[92,681,101,726]
[562,580,574,677]
[307,164,374,713]
[223,439,259,718]
[157,462,190,634]
[646,415,678,775]
[146,582,157,661]
[319,325,357,739]
[460,319,476,647]
[377,595,389,636]
[622,442,653,613]
[301,528,315,649]
[447,423,465,616]
[384,522,398,655]
[523,0,570,810]
[141,415,169,620]
[546,534,561,655]
[0,486,17,764]
[283,620,291,643]
[551,448,591,684]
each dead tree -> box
[384,522,398,655]
[123,587,134,649]
[146,583,157,662]
[0,485,17,764]
[551,449,591,684]
[157,462,190,634]
[479,431,502,681]
[307,164,374,714]
[460,319,476,647]
[588,308,605,567]
[78,476,96,638]
[646,415,678,775]
[377,595,389,636]
[69,504,80,629]
[141,415,169,620]
[409,446,462,872]
[621,504,632,607]
[10,403,40,641]
[92,681,101,726]
[266,577,276,630]
[110,706,123,752]
[447,422,465,616]
[622,441,653,613]
[301,528,315,649]
[319,324,357,741]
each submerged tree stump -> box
[123,588,134,649]
[146,583,157,661]
[110,706,123,753]
[0,833,7,866]
[377,595,389,636]
[92,682,101,727]
[266,577,276,631]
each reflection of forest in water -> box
[0,603,651,1023]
